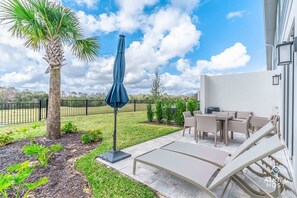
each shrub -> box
[61,122,78,133]
[0,161,48,198]
[146,103,154,122]
[23,144,64,167]
[31,122,41,129]
[81,129,102,144]
[163,100,173,124]
[155,100,163,123]
[197,100,200,110]
[0,131,14,146]
[174,99,187,126]
[16,128,28,133]
[187,98,197,115]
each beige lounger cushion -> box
[162,141,230,167]
[136,149,219,188]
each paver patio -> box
[96,128,295,198]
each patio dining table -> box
[216,115,233,145]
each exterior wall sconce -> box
[272,74,281,85]
[276,41,293,65]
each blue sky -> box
[0,0,266,95]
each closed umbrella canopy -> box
[99,35,131,163]
[105,34,129,108]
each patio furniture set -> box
[182,110,280,147]
[133,122,296,197]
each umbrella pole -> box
[113,108,117,152]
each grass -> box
[0,111,181,197]
[0,103,147,125]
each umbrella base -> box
[98,150,131,163]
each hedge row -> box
[146,98,199,126]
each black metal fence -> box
[0,100,148,125]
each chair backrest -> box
[212,111,228,116]
[196,114,218,132]
[209,135,285,190]
[236,111,252,119]
[226,122,275,163]
[193,110,202,115]
[183,111,192,118]
[222,110,237,117]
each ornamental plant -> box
[81,129,102,144]
[61,122,78,134]
[146,102,154,122]
[155,100,163,123]
[0,161,48,198]
[31,122,41,129]
[23,144,63,167]
[0,131,14,146]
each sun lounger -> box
[161,122,275,167]
[134,135,296,197]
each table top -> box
[216,115,233,120]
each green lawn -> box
[0,111,181,197]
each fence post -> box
[134,100,136,112]
[38,100,42,121]
[45,99,48,119]
[86,99,88,115]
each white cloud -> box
[76,0,158,34]
[226,10,246,20]
[197,42,250,70]
[125,7,201,74]
[0,1,251,96]
[74,0,99,9]
[170,0,200,12]
[159,42,251,94]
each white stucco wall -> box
[274,0,297,184]
[200,70,282,117]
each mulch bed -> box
[0,133,100,198]
[142,120,180,127]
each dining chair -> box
[182,111,196,136]
[228,116,252,139]
[195,114,222,146]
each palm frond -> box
[0,0,100,59]
[71,37,100,62]
[0,0,46,49]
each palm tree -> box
[0,0,99,139]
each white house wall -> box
[200,70,282,117]
[272,0,297,183]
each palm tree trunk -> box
[44,38,64,140]
[47,66,61,139]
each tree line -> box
[0,86,198,104]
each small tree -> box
[187,98,197,115]
[174,99,186,126]
[147,102,154,122]
[163,100,173,124]
[150,68,165,101]
[155,100,163,123]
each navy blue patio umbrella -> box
[98,35,131,163]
